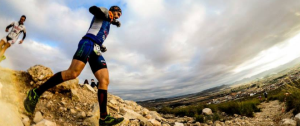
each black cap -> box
[109,6,122,14]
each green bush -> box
[158,104,204,117]
[195,114,204,122]
[157,79,300,121]
[212,113,221,121]
[213,99,260,117]
[285,88,300,115]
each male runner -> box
[0,15,27,61]
[24,6,123,125]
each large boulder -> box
[202,108,213,115]
[27,65,79,92]
[27,65,53,87]
[50,78,79,92]
[0,101,23,126]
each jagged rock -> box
[46,101,53,108]
[123,108,148,122]
[109,98,118,105]
[35,119,56,126]
[77,111,86,119]
[295,113,300,126]
[135,105,142,111]
[214,121,222,126]
[114,95,124,103]
[83,103,100,126]
[83,84,96,93]
[194,122,201,126]
[207,120,213,125]
[141,108,150,116]
[125,100,138,106]
[87,112,93,117]
[202,108,213,115]
[121,117,130,125]
[175,122,184,126]
[225,120,232,125]
[149,119,161,126]
[145,114,152,119]
[70,109,77,115]
[51,78,79,92]
[34,111,44,123]
[71,89,80,101]
[21,114,30,126]
[234,114,239,117]
[40,91,53,99]
[59,107,67,112]
[129,119,140,125]
[245,120,251,125]
[162,123,171,126]
[281,118,296,126]
[27,65,53,87]
[149,111,165,122]
[2,66,173,126]
[108,102,120,113]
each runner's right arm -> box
[89,6,110,20]
[5,22,14,32]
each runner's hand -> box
[5,29,8,32]
[112,20,121,27]
[100,45,107,52]
[19,40,23,44]
[108,11,113,22]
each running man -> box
[0,15,27,61]
[24,6,123,125]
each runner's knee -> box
[65,71,80,80]
[4,43,10,48]
[98,78,109,88]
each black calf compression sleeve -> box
[35,72,64,96]
[98,89,108,118]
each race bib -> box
[94,44,101,56]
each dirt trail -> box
[240,100,293,126]
[0,67,26,125]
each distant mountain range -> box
[229,56,300,85]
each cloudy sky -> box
[1,0,300,101]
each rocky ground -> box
[0,65,300,126]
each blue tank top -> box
[84,7,110,46]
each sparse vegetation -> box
[158,76,300,123]
[267,77,300,115]
[158,97,261,123]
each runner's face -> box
[112,11,121,19]
[20,17,26,23]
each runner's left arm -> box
[22,31,26,40]
[19,28,26,44]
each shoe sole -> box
[24,98,34,114]
[100,119,124,126]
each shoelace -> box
[28,89,39,102]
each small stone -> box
[33,111,44,123]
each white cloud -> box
[2,0,300,101]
